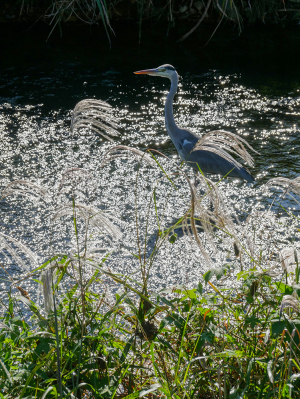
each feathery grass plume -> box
[185,176,216,267]
[280,247,300,285]
[190,174,243,259]
[280,295,300,319]
[0,180,48,201]
[71,99,119,142]
[0,232,38,273]
[100,145,157,168]
[192,130,257,168]
[264,176,300,197]
[53,203,122,240]
[41,268,54,317]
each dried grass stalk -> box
[280,247,300,285]
[264,177,300,197]
[100,145,157,168]
[71,99,119,141]
[280,295,300,319]
[41,269,54,317]
[192,130,257,167]
[53,204,122,240]
[189,175,242,261]
[1,180,48,201]
[0,233,38,272]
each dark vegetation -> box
[1,0,300,43]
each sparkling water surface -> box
[1,51,300,306]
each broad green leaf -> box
[274,282,293,295]
[203,270,214,284]
[271,320,286,337]
[169,233,177,244]
[196,282,203,295]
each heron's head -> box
[134,64,177,79]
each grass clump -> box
[1,100,300,398]
[1,251,300,398]
[4,0,300,42]
[1,167,300,398]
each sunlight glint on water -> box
[0,65,300,302]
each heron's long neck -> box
[165,73,179,146]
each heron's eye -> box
[160,68,166,72]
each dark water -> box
[1,25,300,302]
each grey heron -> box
[134,64,255,183]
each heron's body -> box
[134,64,255,183]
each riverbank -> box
[1,169,300,397]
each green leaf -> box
[245,315,260,328]
[120,336,134,363]
[274,282,294,295]
[32,278,43,285]
[156,336,176,353]
[184,289,197,299]
[204,265,229,284]
[204,270,214,284]
[20,348,55,398]
[169,233,177,244]
[41,386,58,399]
[289,373,300,388]
[161,313,185,329]
[196,282,203,295]
[271,320,286,337]
[195,337,205,352]
[36,368,49,381]
[245,358,254,386]
[229,386,242,398]
[214,267,225,280]
[293,284,300,298]
[35,338,51,356]
[122,392,140,399]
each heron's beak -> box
[134,68,159,75]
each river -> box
[0,24,300,303]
